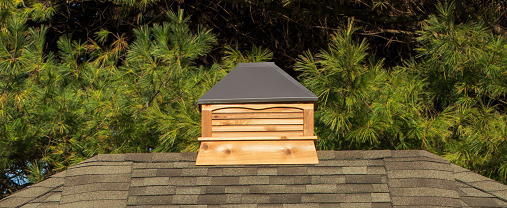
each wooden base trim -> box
[195,140,319,165]
[198,136,317,141]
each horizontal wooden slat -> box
[212,125,303,132]
[212,118,303,125]
[212,131,304,137]
[212,113,303,119]
[198,136,317,141]
[202,103,314,111]
[213,108,303,114]
[196,140,319,165]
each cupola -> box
[196,62,319,165]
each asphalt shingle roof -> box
[1,150,507,207]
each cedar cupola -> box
[196,62,319,165]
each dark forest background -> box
[1,0,507,198]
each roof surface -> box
[197,62,318,105]
[1,150,507,208]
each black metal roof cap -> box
[198,62,318,105]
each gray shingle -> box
[391,196,460,206]
[469,180,507,192]
[336,184,373,193]
[317,151,336,160]
[303,193,345,203]
[95,154,126,162]
[196,177,212,185]
[371,203,392,208]
[125,153,153,162]
[60,191,128,203]
[343,167,368,175]
[134,195,174,205]
[156,169,182,177]
[250,185,287,193]
[387,170,453,180]
[277,167,308,175]
[168,177,195,186]
[385,161,451,171]
[367,167,386,175]
[241,194,270,203]
[490,190,507,201]
[307,167,342,175]
[459,187,494,197]
[363,150,391,159]
[65,165,131,176]
[63,182,130,195]
[311,176,346,184]
[31,177,64,188]
[239,176,270,185]
[59,200,126,207]
[225,194,241,203]
[175,186,202,195]
[12,187,53,198]
[182,168,208,176]
[334,151,364,160]
[390,187,459,198]
[64,174,130,186]
[204,186,225,194]
[0,197,32,208]
[172,195,199,204]
[461,197,505,207]
[225,186,250,194]
[270,194,302,203]
[132,169,157,177]
[223,168,257,176]
[306,185,337,193]
[258,168,278,175]
[388,178,457,189]
[211,176,240,185]
[318,160,368,167]
[371,193,390,202]
[345,175,384,184]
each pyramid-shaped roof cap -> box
[198,62,318,105]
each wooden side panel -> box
[212,119,303,125]
[212,131,304,137]
[196,140,319,165]
[212,113,303,119]
[213,125,303,132]
[303,109,314,136]
[201,110,212,137]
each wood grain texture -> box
[195,140,319,165]
[212,131,304,137]
[303,109,314,136]
[212,113,303,119]
[212,125,303,132]
[213,108,302,113]
[198,136,317,141]
[202,103,314,111]
[201,110,212,137]
[212,118,303,125]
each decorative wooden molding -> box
[198,136,317,141]
[202,103,314,111]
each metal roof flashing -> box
[197,62,318,106]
